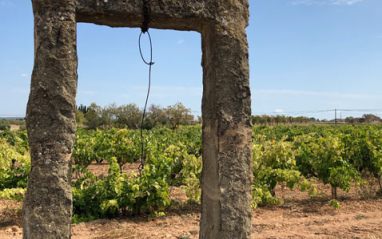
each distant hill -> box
[0,117,25,120]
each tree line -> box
[76,102,198,130]
[251,115,317,125]
[252,114,382,126]
[2,107,380,131]
[344,114,382,124]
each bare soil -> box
[9,125,20,131]
[1,162,382,239]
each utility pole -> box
[335,109,337,125]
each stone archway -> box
[23,1,252,238]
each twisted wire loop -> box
[138,0,154,175]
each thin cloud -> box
[290,0,364,6]
[117,85,202,103]
[0,0,15,6]
[177,39,185,45]
[254,89,382,100]
[274,109,284,113]
[79,90,96,95]
[138,86,202,98]
[331,0,364,5]
[21,74,28,77]
[12,88,29,94]
[115,85,202,114]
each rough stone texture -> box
[76,0,213,32]
[200,1,252,238]
[23,1,77,238]
[25,0,251,238]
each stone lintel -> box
[76,0,213,32]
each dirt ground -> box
[1,162,382,239]
[9,125,20,131]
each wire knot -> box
[141,0,150,33]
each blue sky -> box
[1,0,381,120]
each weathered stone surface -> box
[23,1,77,238]
[200,2,252,237]
[76,0,214,32]
[25,0,251,238]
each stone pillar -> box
[200,1,252,238]
[23,1,77,238]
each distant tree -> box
[251,115,261,125]
[197,116,203,125]
[274,115,283,125]
[85,103,102,129]
[76,101,199,129]
[250,115,326,125]
[287,116,293,124]
[115,104,142,129]
[363,114,382,124]
[268,116,274,125]
[183,113,194,125]
[280,115,287,124]
[166,102,192,129]
[345,117,355,124]
[77,104,88,114]
[0,124,10,131]
[353,118,361,124]
[99,103,117,128]
[75,109,85,126]
[146,104,167,128]
[259,115,267,125]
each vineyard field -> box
[2,176,382,238]
[1,125,382,238]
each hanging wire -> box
[138,30,154,174]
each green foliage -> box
[72,157,171,221]
[254,124,382,202]
[251,138,316,208]
[329,199,341,209]
[342,127,382,185]
[79,102,196,130]
[112,129,140,168]
[3,124,382,222]
[0,130,29,154]
[0,125,10,131]
[180,154,202,202]
[71,126,204,221]
[76,109,85,126]
[307,136,360,193]
[72,129,97,167]
[0,188,26,201]
[0,119,26,131]
[165,102,192,129]
[0,139,30,190]
[73,128,141,168]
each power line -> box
[252,108,382,118]
[336,109,382,112]
[253,108,382,114]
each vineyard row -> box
[1,124,382,221]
